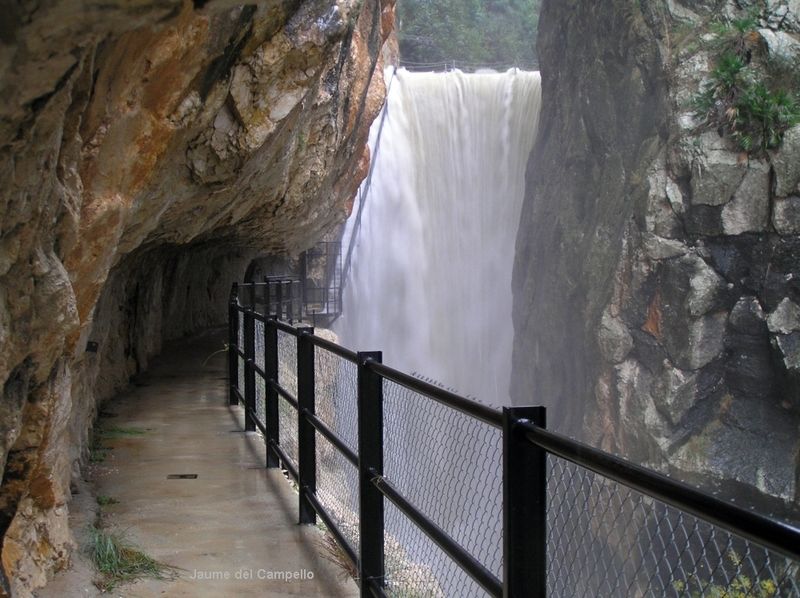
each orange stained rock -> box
[643,289,663,340]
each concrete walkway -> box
[41,329,358,597]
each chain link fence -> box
[314,344,360,554]
[254,320,266,424]
[383,380,502,596]
[229,291,800,598]
[277,330,298,466]
[547,456,800,598]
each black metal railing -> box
[300,240,343,324]
[227,282,800,598]
[245,242,343,326]
[239,278,304,323]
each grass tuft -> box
[89,447,108,464]
[87,525,178,592]
[96,495,119,507]
[317,532,358,581]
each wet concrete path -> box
[42,329,357,597]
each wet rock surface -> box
[0,0,395,594]
[513,0,800,513]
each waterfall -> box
[337,67,542,406]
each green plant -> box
[89,430,109,463]
[89,424,148,464]
[671,551,780,597]
[735,84,800,150]
[87,525,178,592]
[673,574,778,597]
[96,495,119,507]
[89,448,108,464]
[695,13,800,152]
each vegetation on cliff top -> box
[696,14,800,153]
[397,0,540,68]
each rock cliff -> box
[0,0,395,594]
[514,0,800,513]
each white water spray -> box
[338,67,541,406]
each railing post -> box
[285,281,291,322]
[300,251,308,311]
[358,352,384,596]
[503,406,547,598]
[276,281,283,321]
[249,283,256,311]
[297,326,316,524]
[243,308,256,432]
[264,317,279,468]
[294,280,301,322]
[288,281,295,323]
[228,284,239,406]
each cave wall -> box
[0,0,396,594]
[513,0,800,511]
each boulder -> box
[690,132,747,207]
[767,297,800,334]
[775,332,800,370]
[652,364,700,426]
[643,233,689,259]
[598,311,634,363]
[758,28,800,60]
[773,196,800,234]
[721,160,771,235]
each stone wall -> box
[0,0,396,594]
[513,0,800,512]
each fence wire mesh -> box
[547,455,800,598]
[316,431,360,554]
[254,319,265,371]
[383,380,502,596]
[277,330,298,466]
[278,330,297,397]
[314,344,358,452]
[253,319,266,426]
[231,297,800,598]
[384,500,484,597]
[313,344,360,558]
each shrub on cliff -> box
[696,14,800,152]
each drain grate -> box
[167,474,198,479]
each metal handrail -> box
[227,282,800,597]
[366,359,502,428]
[303,409,358,466]
[308,333,358,363]
[520,421,800,562]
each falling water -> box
[337,67,542,406]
